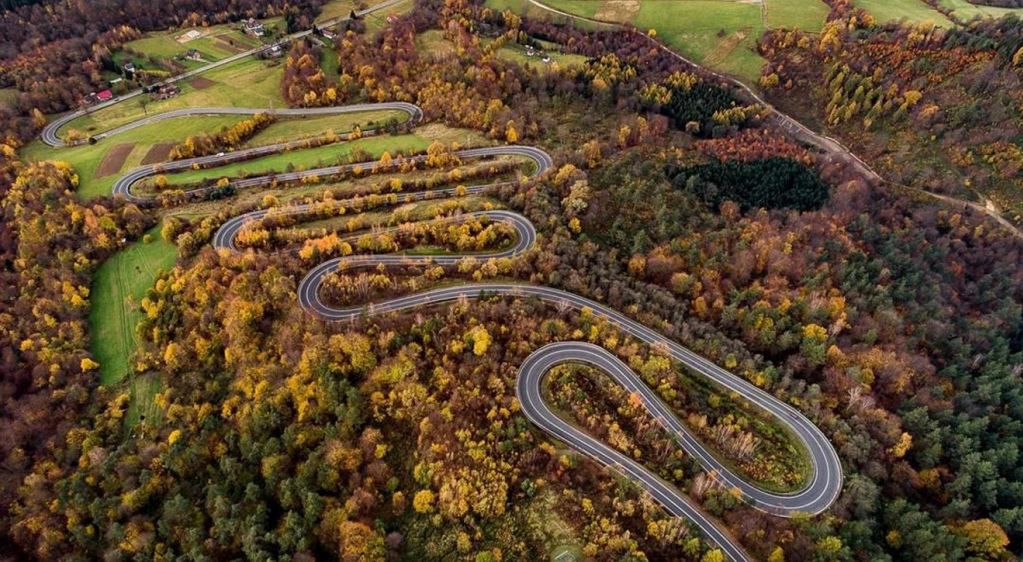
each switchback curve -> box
[88,102,842,562]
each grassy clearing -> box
[125,373,163,428]
[496,43,590,69]
[317,0,400,23]
[853,0,951,26]
[938,0,1023,19]
[362,0,415,34]
[485,0,607,29]
[417,29,588,70]
[89,224,177,387]
[58,56,286,137]
[160,133,431,185]
[319,42,341,82]
[538,0,602,18]
[526,491,583,562]
[634,1,765,85]
[415,29,456,56]
[491,0,833,86]
[766,0,830,31]
[318,0,359,22]
[0,87,16,106]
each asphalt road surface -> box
[85,102,841,562]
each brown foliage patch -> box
[696,128,813,165]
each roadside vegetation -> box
[152,133,431,187]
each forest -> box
[0,0,1022,561]
[759,4,1023,224]
[667,157,830,212]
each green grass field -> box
[537,0,602,18]
[89,224,177,387]
[853,0,952,26]
[318,0,408,23]
[363,0,415,33]
[486,0,608,29]
[125,374,163,428]
[496,43,590,69]
[246,110,407,145]
[22,115,248,199]
[766,0,830,31]
[417,28,589,69]
[316,0,403,24]
[415,29,456,56]
[159,133,431,185]
[318,0,359,22]
[634,1,765,84]
[491,0,831,86]
[515,0,1021,85]
[938,0,1023,19]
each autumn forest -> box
[1,0,1022,561]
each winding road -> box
[62,97,842,561]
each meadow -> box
[853,0,952,26]
[492,0,833,85]
[938,0,1023,20]
[89,224,177,388]
[633,0,768,85]
[853,0,1023,25]
[494,0,1023,86]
